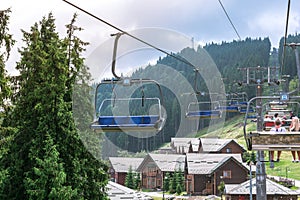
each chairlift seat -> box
[216,106,239,112]
[91,115,162,132]
[263,119,292,130]
[240,107,254,114]
[186,110,221,119]
[239,101,248,105]
[247,114,256,119]
[247,131,300,151]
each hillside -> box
[194,115,250,148]
[194,115,300,182]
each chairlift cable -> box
[218,0,241,41]
[281,0,291,79]
[62,0,199,70]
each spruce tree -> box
[163,172,170,192]
[169,173,177,193]
[0,8,14,108]
[24,133,76,199]
[176,168,185,191]
[125,166,134,189]
[0,12,108,199]
[176,184,182,195]
[0,8,16,198]
[133,172,141,190]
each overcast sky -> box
[2,0,300,77]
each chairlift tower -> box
[238,66,280,200]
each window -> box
[157,179,161,187]
[226,148,232,153]
[223,170,231,178]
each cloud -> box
[86,27,194,81]
[2,0,300,75]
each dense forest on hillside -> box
[279,33,300,80]
[100,34,300,156]
[101,37,281,156]
[204,37,271,98]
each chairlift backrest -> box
[91,78,166,132]
[186,101,222,119]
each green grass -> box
[194,114,300,181]
[194,115,254,149]
[266,151,300,180]
[151,197,162,200]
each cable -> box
[62,0,199,70]
[281,0,291,78]
[218,0,241,41]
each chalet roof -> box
[200,138,243,152]
[109,157,144,173]
[170,137,245,153]
[137,153,185,172]
[150,153,186,171]
[107,181,152,200]
[186,153,246,175]
[171,137,195,153]
[190,138,201,152]
[225,178,300,195]
[171,137,193,147]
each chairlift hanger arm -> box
[111,32,124,79]
[62,0,199,71]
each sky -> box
[1,0,300,77]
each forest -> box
[101,34,300,157]
[1,8,300,199]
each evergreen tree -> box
[24,133,76,199]
[0,8,16,198]
[176,183,183,195]
[218,180,225,196]
[125,166,134,189]
[0,8,14,108]
[176,168,184,190]
[163,172,170,192]
[169,172,177,193]
[133,172,141,190]
[174,168,184,195]
[0,13,108,199]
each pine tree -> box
[169,172,177,194]
[133,172,141,190]
[163,172,170,192]
[125,166,134,189]
[176,168,185,191]
[0,8,14,108]
[0,12,108,199]
[218,180,225,196]
[24,133,76,199]
[0,8,16,198]
[176,183,182,195]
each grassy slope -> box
[193,114,300,181]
